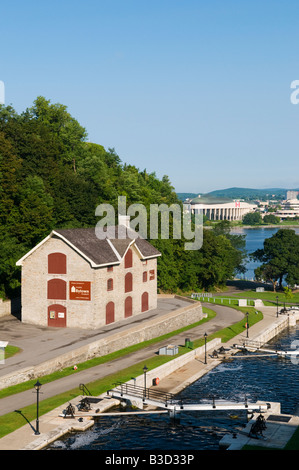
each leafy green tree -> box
[0,97,248,297]
[212,220,247,274]
[252,229,299,291]
[284,286,293,302]
[263,214,280,224]
[242,212,262,225]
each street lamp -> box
[204,333,208,364]
[143,365,148,398]
[276,295,279,317]
[34,380,42,435]
[246,312,249,338]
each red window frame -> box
[47,279,67,300]
[48,253,67,274]
[125,272,133,293]
[124,249,133,268]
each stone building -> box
[184,195,257,221]
[16,224,161,329]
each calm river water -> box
[231,226,299,280]
[47,227,299,451]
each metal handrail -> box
[79,383,92,396]
[109,381,176,404]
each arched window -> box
[107,278,113,291]
[143,271,147,282]
[141,292,149,312]
[47,279,67,300]
[48,253,67,274]
[106,302,115,325]
[124,248,133,268]
[125,272,133,293]
[124,296,133,318]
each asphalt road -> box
[0,303,243,416]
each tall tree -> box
[252,229,299,290]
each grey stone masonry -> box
[16,227,161,329]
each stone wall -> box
[251,312,299,345]
[0,299,10,318]
[0,299,203,390]
[132,337,221,388]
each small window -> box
[47,279,67,300]
[124,248,133,268]
[107,266,113,272]
[107,278,113,291]
[149,270,155,280]
[48,253,67,274]
[143,271,147,282]
[125,272,133,293]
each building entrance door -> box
[141,292,149,312]
[48,304,67,327]
[106,302,115,325]
[124,296,132,318]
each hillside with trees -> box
[0,97,246,298]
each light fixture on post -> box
[34,380,42,435]
[246,312,249,338]
[143,365,148,398]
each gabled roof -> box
[16,226,161,268]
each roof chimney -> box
[118,214,130,228]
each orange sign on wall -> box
[69,281,91,301]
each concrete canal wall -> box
[249,311,299,345]
[131,337,221,389]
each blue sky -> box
[1,0,299,193]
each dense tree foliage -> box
[0,97,245,297]
[242,212,262,225]
[263,214,280,224]
[252,229,299,291]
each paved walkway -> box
[0,302,242,415]
[0,304,297,450]
[0,297,189,377]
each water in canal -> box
[48,324,299,450]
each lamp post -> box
[246,312,249,338]
[143,365,148,398]
[34,380,42,435]
[276,295,279,317]
[204,333,208,364]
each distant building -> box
[286,191,299,200]
[184,195,257,221]
[275,198,299,219]
[16,220,161,329]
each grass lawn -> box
[198,291,299,305]
[5,346,20,360]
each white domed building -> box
[183,195,257,221]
